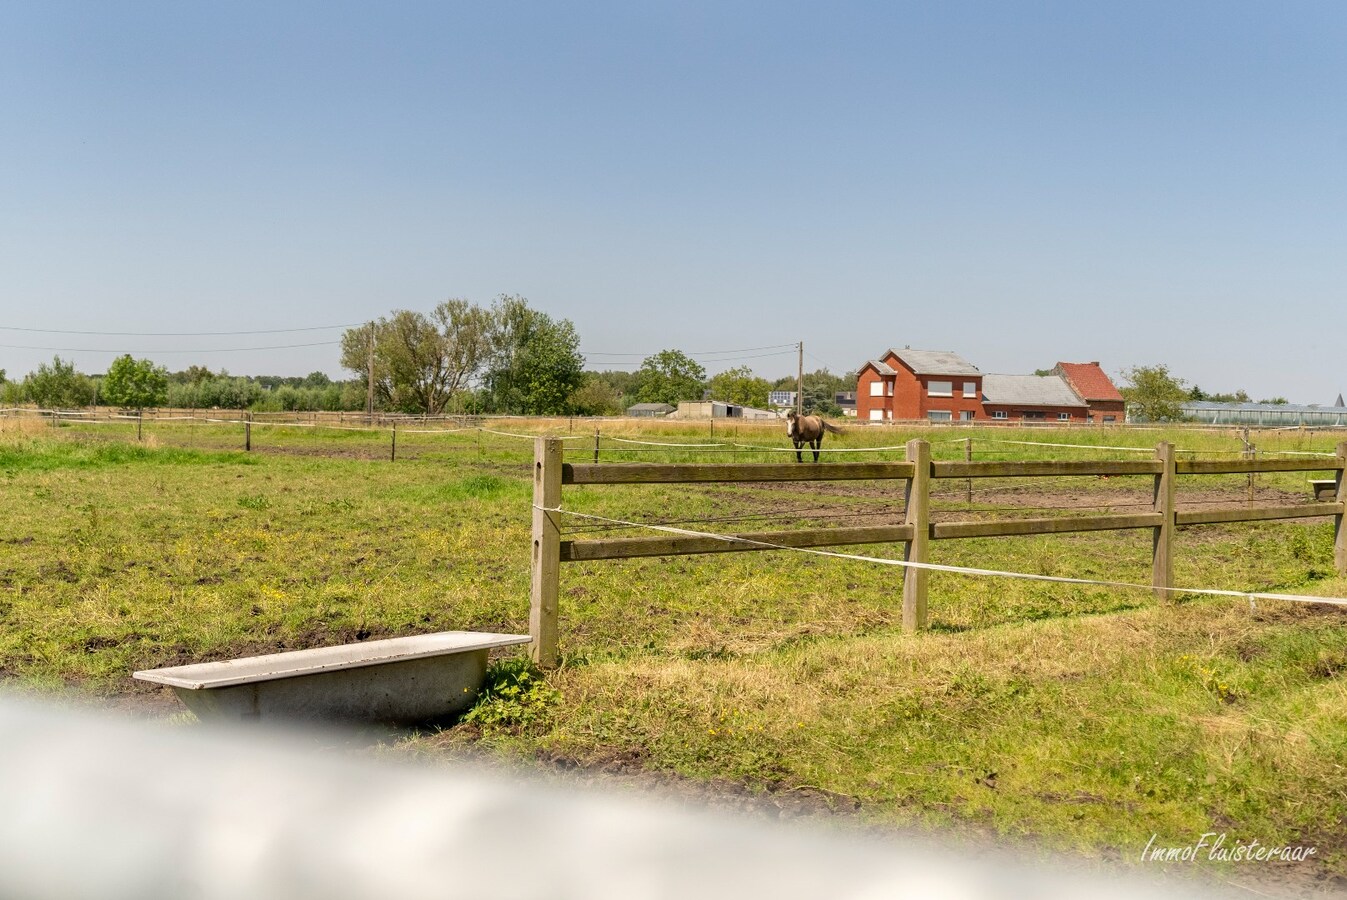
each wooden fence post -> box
[593,427,600,464]
[530,437,563,667]
[137,410,143,442]
[903,438,931,631]
[1243,428,1253,503]
[964,437,973,504]
[1152,441,1175,601]
[390,422,397,462]
[1335,441,1347,576]
[244,413,252,452]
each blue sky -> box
[1,2,1343,401]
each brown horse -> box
[785,410,844,462]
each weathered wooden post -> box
[1243,428,1253,503]
[137,410,143,442]
[903,438,931,631]
[390,422,397,462]
[593,427,600,464]
[530,437,563,667]
[244,412,252,452]
[1152,441,1175,601]
[964,437,973,504]
[1335,441,1347,576]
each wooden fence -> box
[529,438,1347,666]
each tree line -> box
[0,357,365,412]
[2,295,850,416]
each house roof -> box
[1055,362,1124,403]
[886,349,981,377]
[626,402,675,413]
[862,360,897,376]
[981,374,1087,408]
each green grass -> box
[2,420,1345,882]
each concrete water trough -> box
[133,631,531,725]
[1311,479,1338,501]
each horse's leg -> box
[812,437,821,463]
[793,438,804,463]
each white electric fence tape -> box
[542,506,1347,610]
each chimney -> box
[1090,361,1099,367]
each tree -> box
[101,355,169,410]
[707,366,771,408]
[1120,364,1188,422]
[633,350,706,405]
[771,368,851,415]
[340,300,493,415]
[480,295,585,415]
[1189,385,1250,403]
[24,356,94,409]
[569,375,624,416]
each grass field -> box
[3,415,1346,887]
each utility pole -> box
[796,340,804,416]
[365,322,375,426]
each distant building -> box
[1053,362,1126,423]
[768,390,797,409]
[856,349,983,422]
[835,391,857,416]
[673,401,780,420]
[981,374,1089,423]
[856,347,1126,423]
[626,402,675,418]
[1179,401,1347,427]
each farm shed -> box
[673,400,779,420]
[626,402,676,418]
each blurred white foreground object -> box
[132,631,530,724]
[0,697,1234,900]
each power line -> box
[0,323,360,336]
[0,340,341,354]
[582,343,798,360]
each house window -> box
[1058,412,1071,421]
[869,381,884,397]
[869,409,884,421]
[960,410,974,421]
[963,382,977,397]
[1103,415,1117,423]
[887,381,893,396]
[1023,411,1045,420]
[992,411,1008,420]
[927,410,952,422]
[927,380,953,397]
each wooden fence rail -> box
[529,438,1347,667]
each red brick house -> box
[856,349,1126,424]
[856,349,984,422]
[1053,361,1126,423]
